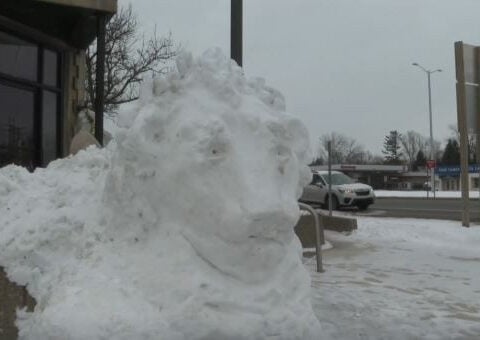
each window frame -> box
[0,28,63,168]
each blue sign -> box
[435,164,480,177]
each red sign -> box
[426,160,436,169]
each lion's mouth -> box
[180,222,294,284]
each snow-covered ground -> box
[309,216,480,339]
[375,190,479,199]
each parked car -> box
[300,170,375,210]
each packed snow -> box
[311,216,480,339]
[0,49,320,339]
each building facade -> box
[311,164,407,189]
[0,0,116,170]
[311,164,443,190]
[436,165,480,191]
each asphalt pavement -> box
[349,197,480,222]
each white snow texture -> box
[0,48,320,339]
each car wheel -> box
[357,203,369,211]
[325,194,339,210]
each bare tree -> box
[85,5,176,115]
[366,153,386,164]
[318,132,367,164]
[399,130,428,170]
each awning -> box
[0,0,116,49]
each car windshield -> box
[321,173,354,185]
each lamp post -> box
[412,62,442,198]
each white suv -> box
[300,170,375,210]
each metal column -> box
[95,14,106,146]
[230,0,243,67]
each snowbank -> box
[0,49,320,339]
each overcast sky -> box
[120,0,480,156]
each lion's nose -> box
[246,207,298,240]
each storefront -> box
[0,0,116,169]
[436,165,480,191]
[310,164,407,189]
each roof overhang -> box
[0,0,117,49]
[311,164,406,173]
[34,0,117,14]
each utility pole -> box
[412,62,442,198]
[427,71,435,198]
[328,141,333,216]
[231,0,243,67]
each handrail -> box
[298,202,325,273]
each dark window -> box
[473,178,479,189]
[0,29,62,169]
[0,83,35,169]
[43,49,59,87]
[311,174,321,185]
[42,90,58,165]
[0,31,38,81]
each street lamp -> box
[412,62,442,197]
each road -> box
[345,197,480,222]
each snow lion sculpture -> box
[102,48,321,339]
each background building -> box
[0,0,116,169]
[311,164,442,190]
[436,165,480,191]
[311,164,407,189]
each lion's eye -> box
[275,145,291,160]
[195,122,231,161]
[207,141,229,160]
[274,145,291,174]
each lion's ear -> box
[283,117,312,164]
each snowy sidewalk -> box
[307,217,480,339]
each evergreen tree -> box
[382,130,403,164]
[441,139,460,165]
[414,150,427,170]
[309,157,324,166]
[468,139,476,164]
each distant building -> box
[0,0,117,169]
[311,164,407,189]
[436,165,480,191]
[311,164,441,190]
[311,163,480,191]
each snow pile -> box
[0,49,320,339]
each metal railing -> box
[298,202,325,273]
